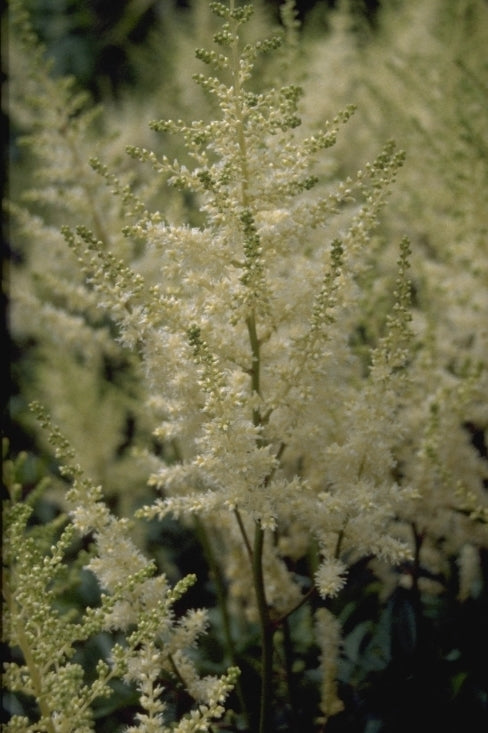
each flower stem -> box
[253,522,274,733]
[234,507,254,563]
[228,6,275,727]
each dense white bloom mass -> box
[107,3,420,617]
[315,559,347,599]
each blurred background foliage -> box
[17,0,384,98]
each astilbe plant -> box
[5,0,488,731]
[2,431,238,733]
[57,0,416,728]
[301,0,488,599]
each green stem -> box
[245,311,274,729]
[234,507,253,563]
[246,312,262,430]
[274,585,317,627]
[253,523,274,733]
[246,313,260,388]
[229,6,275,728]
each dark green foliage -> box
[326,560,488,733]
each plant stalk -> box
[253,522,274,733]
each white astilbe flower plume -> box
[315,558,347,599]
